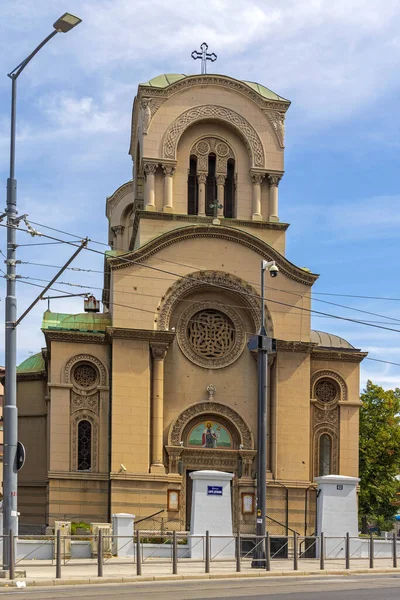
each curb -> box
[1,567,400,587]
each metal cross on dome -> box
[191,42,217,74]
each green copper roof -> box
[42,311,111,333]
[241,80,288,101]
[139,74,288,102]
[140,73,187,88]
[17,352,45,374]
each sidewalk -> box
[3,557,400,587]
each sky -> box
[0,0,400,391]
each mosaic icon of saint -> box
[202,421,221,448]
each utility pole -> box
[3,13,81,570]
[249,260,278,568]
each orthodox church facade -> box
[16,72,366,533]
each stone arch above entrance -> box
[168,401,254,450]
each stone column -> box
[216,174,225,217]
[111,225,124,250]
[268,174,282,222]
[197,173,207,216]
[162,165,175,213]
[143,163,157,211]
[150,344,168,473]
[251,173,264,221]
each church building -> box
[16,70,366,534]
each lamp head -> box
[53,13,82,33]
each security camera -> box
[269,263,279,278]
[262,260,279,278]
[119,463,127,472]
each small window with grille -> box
[77,420,92,471]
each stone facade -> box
[16,73,366,534]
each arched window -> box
[224,159,235,218]
[319,434,331,476]
[206,154,217,216]
[187,155,198,215]
[77,420,92,471]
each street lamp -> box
[248,260,278,568]
[4,13,81,569]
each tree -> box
[359,380,400,533]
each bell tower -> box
[106,73,290,254]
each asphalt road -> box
[1,575,400,599]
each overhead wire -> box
[2,220,400,335]
[2,221,400,370]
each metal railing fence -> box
[0,531,399,579]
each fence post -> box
[205,531,210,574]
[320,533,325,570]
[265,532,271,572]
[393,535,397,569]
[56,529,61,579]
[345,532,350,570]
[136,530,142,576]
[369,533,374,569]
[97,529,103,578]
[293,532,298,571]
[172,531,178,575]
[236,533,241,572]
[9,530,15,581]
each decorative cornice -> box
[43,330,108,345]
[17,371,46,382]
[108,225,318,287]
[311,348,368,363]
[48,471,109,481]
[132,209,289,231]
[277,340,315,353]
[106,327,175,343]
[105,181,134,219]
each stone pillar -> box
[197,173,207,216]
[143,163,157,211]
[111,225,124,250]
[150,344,168,473]
[268,174,282,222]
[216,174,225,217]
[251,173,264,221]
[162,165,175,213]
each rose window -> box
[177,302,245,369]
[315,379,337,403]
[187,309,235,359]
[73,364,97,388]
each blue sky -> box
[0,0,399,390]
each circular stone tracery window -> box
[73,363,98,389]
[177,302,245,369]
[315,379,338,403]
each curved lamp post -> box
[4,13,81,569]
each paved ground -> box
[1,574,400,598]
[11,556,400,580]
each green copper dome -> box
[139,74,288,102]
[17,352,45,374]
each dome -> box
[311,330,355,350]
[139,73,288,102]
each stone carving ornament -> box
[63,354,107,387]
[177,301,245,369]
[156,270,272,336]
[71,390,99,415]
[310,370,347,402]
[169,401,253,449]
[163,105,265,168]
[191,137,235,174]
